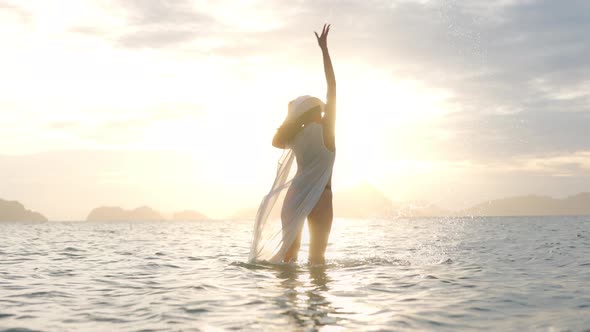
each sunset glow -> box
[1,0,589,220]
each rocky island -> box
[172,210,207,221]
[86,206,164,222]
[0,199,47,222]
[86,206,208,222]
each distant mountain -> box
[334,183,395,218]
[231,183,449,219]
[231,206,259,220]
[86,206,209,222]
[396,201,451,218]
[79,192,590,222]
[86,206,164,222]
[336,185,451,218]
[230,186,590,219]
[172,210,208,221]
[461,193,590,216]
[230,183,395,220]
[0,199,47,222]
[335,187,590,217]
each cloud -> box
[116,0,204,26]
[0,1,32,24]
[253,0,590,162]
[67,0,218,48]
[330,0,590,159]
[429,109,590,161]
[115,0,217,48]
[6,0,590,162]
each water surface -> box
[1,217,589,331]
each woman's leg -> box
[283,231,302,263]
[307,189,333,264]
[281,186,302,263]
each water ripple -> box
[0,217,588,331]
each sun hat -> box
[285,95,325,124]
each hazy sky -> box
[1,0,589,220]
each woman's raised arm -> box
[315,24,336,146]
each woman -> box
[249,24,336,265]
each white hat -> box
[285,95,325,124]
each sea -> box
[1,216,589,332]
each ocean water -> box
[1,217,589,331]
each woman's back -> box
[291,122,335,172]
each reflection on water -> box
[274,264,336,329]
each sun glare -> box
[1,1,461,220]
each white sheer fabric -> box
[249,122,335,263]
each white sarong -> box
[249,122,335,263]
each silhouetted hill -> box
[231,206,259,220]
[335,184,451,218]
[231,183,396,219]
[0,199,47,222]
[230,187,590,219]
[172,210,207,221]
[86,206,164,222]
[334,183,395,218]
[231,183,448,219]
[461,193,590,216]
[396,201,451,218]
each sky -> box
[1,0,589,220]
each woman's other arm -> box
[272,119,302,149]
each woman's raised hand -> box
[314,23,330,50]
